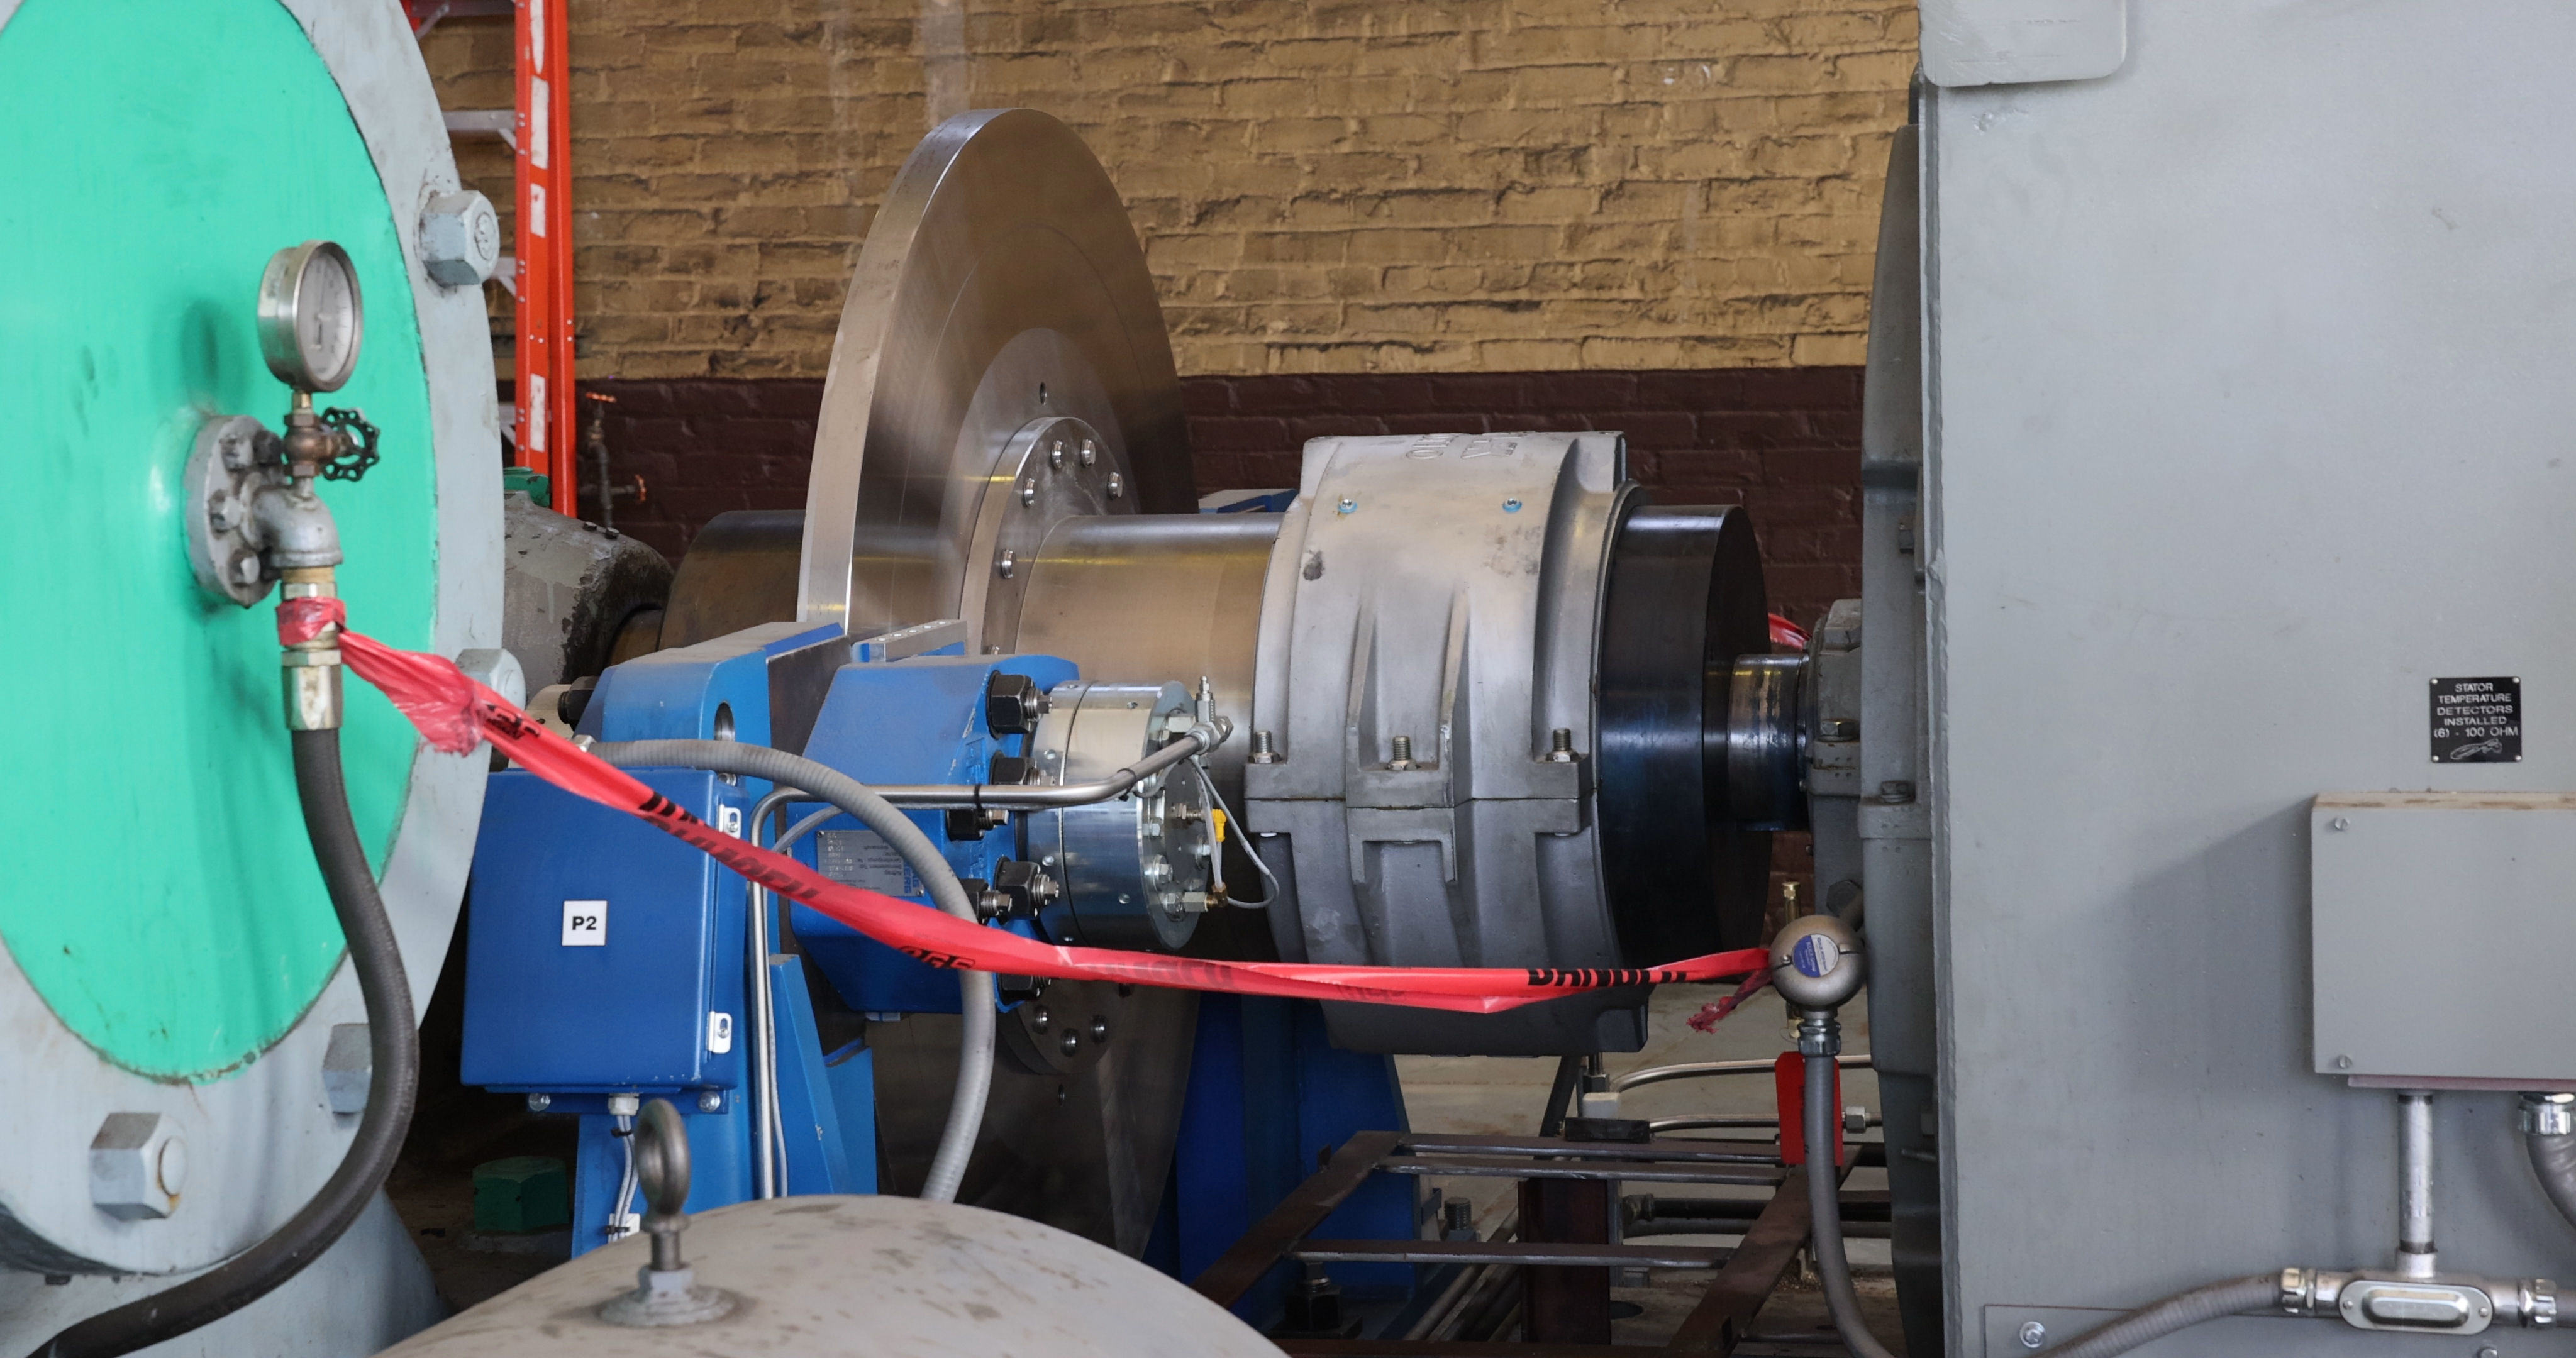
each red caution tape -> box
[1686,966,1772,1032]
[284,597,1767,1012]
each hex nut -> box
[90,1112,185,1220]
[321,1022,372,1115]
[419,189,502,287]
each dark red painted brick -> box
[572,367,1865,612]
[1190,416,1294,452]
[1530,371,1642,409]
[1424,372,1534,411]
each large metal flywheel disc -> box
[743,109,1200,1254]
[662,109,1191,648]
[826,109,1196,636]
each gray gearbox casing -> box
[1246,432,1645,1054]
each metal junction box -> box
[2312,793,2576,1085]
[462,768,751,1096]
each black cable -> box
[1537,1054,1582,1139]
[29,729,419,1358]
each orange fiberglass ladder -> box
[404,0,578,516]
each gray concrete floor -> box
[1392,983,1907,1351]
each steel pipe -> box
[1610,1052,1872,1095]
[868,728,1214,809]
[2399,1091,2437,1278]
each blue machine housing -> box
[462,619,1421,1305]
[463,768,750,1096]
[787,653,1075,1015]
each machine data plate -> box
[2429,676,2521,763]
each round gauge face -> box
[257,240,365,392]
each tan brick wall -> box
[421,1,1915,380]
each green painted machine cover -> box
[0,0,439,1081]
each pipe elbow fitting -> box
[253,482,345,570]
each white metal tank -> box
[381,1195,1282,1357]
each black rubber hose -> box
[29,729,419,1358]
[1805,1051,1900,1358]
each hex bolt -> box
[1337,496,1358,515]
[1090,1017,1109,1043]
[90,1113,185,1220]
[1544,728,1577,762]
[1249,729,1281,764]
[1387,734,1420,770]
[1106,472,1125,499]
[2018,1320,2047,1349]
[1141,856,1174,888]
[1019,479,1037,507]
[322,1022,373,1115]
[1060,1030,1082,1056]
[1079,439,1098,466]
[206,487,245,533]
[1031,1006,1052,1033]
[1047,439,1065,470]
[996,549,1017,579]
[419,189,502,287]
[218,430,255,471]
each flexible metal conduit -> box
[1803,1051,1901,1358]
[589,739,990,1203]
[2034,1276,2282,1358]
[741,787,808,1200]
[2522,1094,2576,1233]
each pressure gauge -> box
[257,240,364,394]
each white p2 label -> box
[561,900,607,946]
